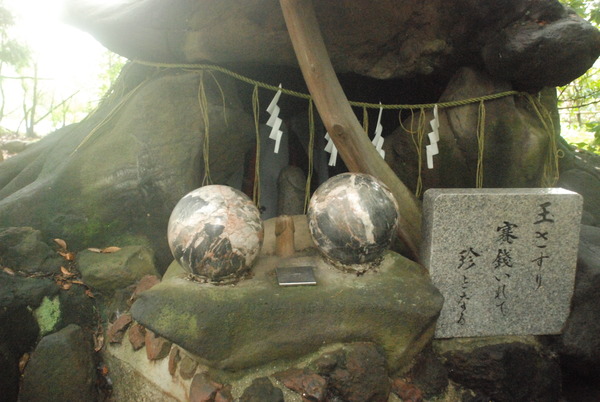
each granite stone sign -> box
[422,188,583,338]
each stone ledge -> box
[131,250,442,372]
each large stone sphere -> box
[167,185,263,281]
[307,173,399,265]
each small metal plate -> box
[276,266,317,286]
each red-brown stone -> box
[179,355,199,380]
[128,323,146,350]
[107,314,132,344]
[214,385,234,402]
[189,373,221,402]
[130,275,160,302]
[168,346,181,376]
[274,368,327,401]
[391,378,424,402]
[145,329,172,360]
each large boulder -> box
[560,225,600,379]
[0,227,99,401]
[436,338,562,402]
[0,272,55,402]
[77,245,160,296]
[385,67,557,193]
[310,343,391,402]
[0,65,255,268]
[558,168,600,226]
[63,0,600,89]
[20,324,97,402]
[0,227,61,274]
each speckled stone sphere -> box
[167,185,263,281]
[307,173,399,265]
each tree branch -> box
[33,90,80,125]
[0,75,52,80]
[558,99,600,109]
[279,0,422,260]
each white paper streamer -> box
[324,132,338,166]
[372,103,385,159]
[426,104,440,169]
[266,84,283,153]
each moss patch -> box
[33,296,61,336]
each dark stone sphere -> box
[307,173,399,265]
[167,185,263,281]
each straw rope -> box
[72,60,560,199]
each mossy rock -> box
[131,250,443,372]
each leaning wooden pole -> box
[279,0,422,260]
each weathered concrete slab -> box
[422,188,582,338]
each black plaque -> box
[276,266,317,286]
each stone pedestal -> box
[131,249,442,372]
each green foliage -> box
[558,0,600,155]
[562,0,600,24]
[97,50,126,97]
[0,38,30,69]
[574,122,600,153]
[0,1,31,130]
[0,2,30,70]
[562,0,587,15]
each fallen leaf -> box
[58,251,76,261]
[94,333,104,352]
[98,362,109,376]
[18,353,30,373]
[86,289,95,298]
[53,238,68,250]
[2,267,15,276]
[102,246,121,253]
[87,248,102,253]
[60,266,75,277]
[72,280,85,285]
[62,282,72,290]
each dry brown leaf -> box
[60,266,75,277]
[2,267,15,276]
[94,333,104,352]
[102,246,121,253]
[58,251,74,260]
[85,289,95,298]
[98,362,109,377]
[53,238,68,250]
[71,280,85,285]
[18,353,30,373]
[87,248,102,253]
[62,282,72,290]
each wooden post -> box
[279,0,422,260]
[275,215,296,258]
